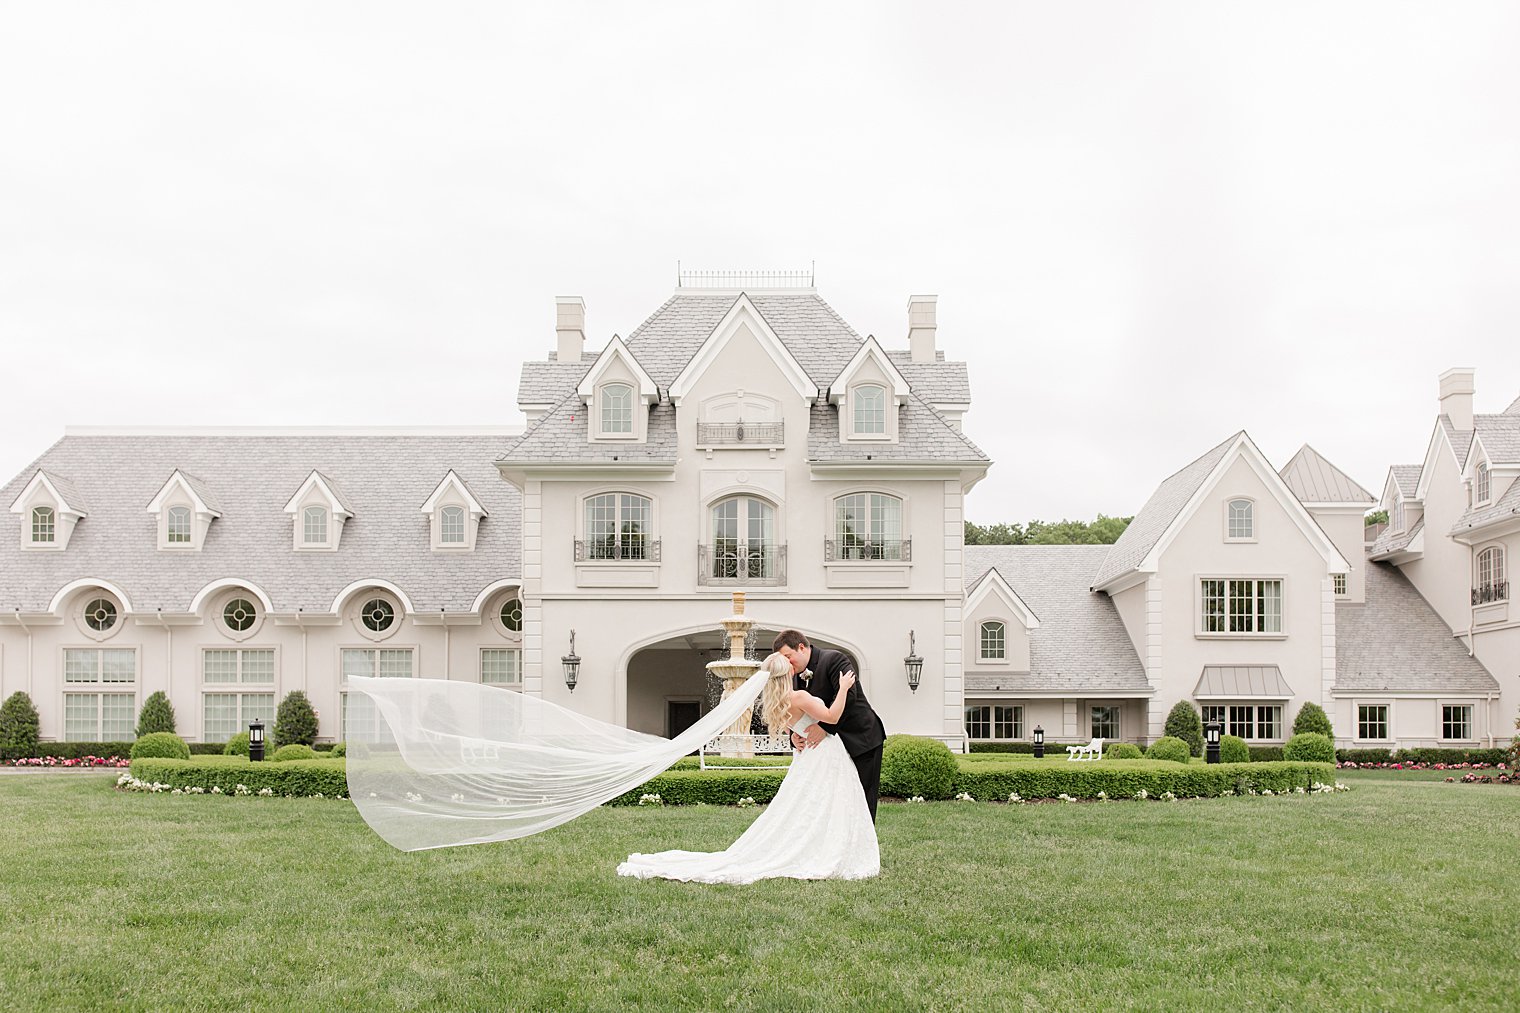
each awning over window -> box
[1194,665,1294,699]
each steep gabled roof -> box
[829,335,910,405]
[1279,445,1375,504]
[1369,516,1424,560]
[1467,414,1520,467]
[965,566,1040,630]
[963,545,1148,695]
[1335,562,1499,694]
[1506,392,1520,415]
[419,469,489,516]
[1390,465,1422,499]
[9,469,88,516]
[806,391,989,463]
[887,351,970,404]
[282,470,355,517]
[576,335,659,404]
[146,469,223,516]
[1449,477,1520,538]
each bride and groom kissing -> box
[617,629,887,883]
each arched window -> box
[980,621,1006,660]
[584,493,651,560]
[600,383,633,434]
[303,506,328,545]
[710,496,778,581]
[440,506,466,544]
[1227,499,1253,540]
[167,506,192,544]
[833,493,904,560]
[853,385,885,435]
[31,506,54,543]
[1475,463,1490,504]
[1476,546,1507,604]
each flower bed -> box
[5,755,130,768]
[1337,760,1508,772]
[127,755,348,798]
[952,759,1337,801]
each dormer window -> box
[854,385,886,435]
[1227,499,1254,541]
[1392,500,1405,533]
[283,470,352,551]
[420,470,488,551]
[303,506,328,545]
[1475,462,1490,505]
[600,383,633,435]
[980,621,1006,660]
[31,506,54,544]
[440,506,466,544]
[168,507,192,544]
[12,470,87,550]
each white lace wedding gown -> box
[617,721,880,884]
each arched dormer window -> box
[1475,462,1490,505]
[440,506,466,544]
[980,620,1006,660]
[167,506,193,544]
[31,506,54,544]
[853,385,885,435]
[600,383,633,435]
[832,493,906,560]
[303,506,328,545]
[1392,499,1405,533]
[1475,546,1507,604]
[1226,499,1253,541]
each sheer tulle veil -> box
[344,666,770,852]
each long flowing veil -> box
[344,667,768,852]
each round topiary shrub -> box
[1292,702,1334,739]
[1104,742,1143,759]
[1163,700,1204,756]
[329,741,347,758]
[1283,731,1335,763]
[880,734,958,800]
[130,732,190,760]
[274,691,318,748]
[0,691,41,761]
[271,743,317,762]
[1219,734,1250,764]
[223,731,251,757]
[1145,735,1190,764]
[135,691,177,737]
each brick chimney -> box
[908,294,937,364]
[555,296,585,363]
[1439,367,1475,430]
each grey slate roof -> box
[505,292,985,466]
[963,545,1149,695]
[1390,465,1422,499]
[1369,516,1423,559]
[1438,414,1473,464]
[0,432,522,614]
[887,351,971,403]
[517,360,591,407]
[1334,561,1499,694]
[1469,413,1520,466]
[311,470,357,514]
[1279,445,1375,504]
[1507,393,1520,415]
[1090,432,1239,589]
[1194,665,1294,698]
[174,471,224,514]
[1448,476,1520,536]
[33,469,86,513]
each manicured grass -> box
[0,774,1515,1011]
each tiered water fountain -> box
[705,591,761,758]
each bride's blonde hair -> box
[758,652,795,736]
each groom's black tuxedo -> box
[797,646,886,821]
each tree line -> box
[964,514,1133,545]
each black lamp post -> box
[562,629,581,692]
[904,630,923,694]
[1033,725,1044,759]
[249,719,265,762]
[1205,721,1222,764]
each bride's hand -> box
[839,670,856,692]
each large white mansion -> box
[2,281,1513,751]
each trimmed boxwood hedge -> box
[951,759,1336,801]
[1219,735,1251,764]
[130,733,190,760]
[129,755,348,797]
[609,769,789,805]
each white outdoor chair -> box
[1066,737,1103,761]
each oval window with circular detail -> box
[223,598,258,632]
[362,597,396,632]
[84,597,117,632]
[500,597,522,633]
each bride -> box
[617,653,880,883]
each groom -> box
[773,629,887,821]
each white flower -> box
[451,793,466,803]
[1160,791,1177,802]
[1221,788,1236,796]
[404,791,423,803]
[1261,788,1275,796]
[1007,792,1023,803]
[1294,786,1306,795]
[1134,789,1149,801]
[1057,793,1075,803]
[638,793,663,806]
[258,787,274,797]
[736,796,757,807]
[907,795,926,804]
[210,785,222,794]
[954,792,975,802]
[1096,791,1109,802]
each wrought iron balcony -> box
[696,421,784,446]
[823,538,912,562]
[698,543,786,585]
[574,538,661,563]
[1471,581,1508,605]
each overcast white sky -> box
[2,2,1517,523]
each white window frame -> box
[1440,702,1475,742]
[480,647,522,686]
[1392,499,1405,533]
[1225,498,1255,542]
[978,621,1006,661]
[167,505,193,545]
[965,705,1023,740]
[339,646,416,741]
[1200,702,1285,742]
[202,690,276,743]
[1356,702,1392,742]
[439,505,466,545]
[1090,705,1120,740]
[1333,573,1347,596]
[599,382,634,437]
[62,646,138,741]
[1198,577,1285,637]
[582,492,653,561]
[302,506,329,546]
[1474,462,1490,505]
[708,495,780,582]
[852,384,887,436]
[1476,545,1507,602]
[832,492,905,560]
[31,505,55,544]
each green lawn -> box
[0,774,1514,1012]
